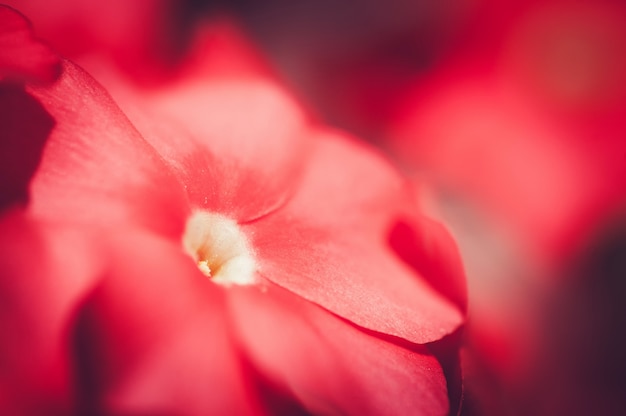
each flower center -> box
[182,211,256,285]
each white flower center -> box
[182,211,256,285]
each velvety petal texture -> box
[247,131,464,344]
[27,61,189,238]
[86,22,312,222]
[122,77,311,222]
[1,7,466,415]
[229,281,450,416]
[0,5,60,83]
[73,230,260,415]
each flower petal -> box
[0,5,60,84]
[26,60,189,237]
[111,77,312,222]
[0,211,103,414]
[228,282,450,416]
[72,230,261,415]
[87,22,312,222]
[245,131,464,344]
[388,215,468,312]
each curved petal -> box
[0,5,60,84]
[389,215,468,312]
[105,74,312,222]
[228,282,450,416]
[0,211,103,414]
[245,131,464,344]
[26,60,189,238]
[86,22,312,222]
[72,230,261,415]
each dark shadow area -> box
[239,353,313,416]
[539,211,626,415]
[70,293,106,416]
[427,327,464,416]
[0,82,54,211]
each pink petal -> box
[389,215,467,312]
[85,21,312,222]
[228,281,450,416]
[0,5,60,84]
[245,131,464,344]
[0,210,103,414]
[73,230,261,415]
[112,76,312,222]
[26,60,189,238]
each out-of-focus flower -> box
[0,5,466,415]
[2,0,206,82]
[224,0,470,139]
[372,1,626,414]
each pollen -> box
[182,211,257,285]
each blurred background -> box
[8,0,626,414]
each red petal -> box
[0,211,103,414]
[389,215,468,312]
[73,230,261,415]
[0,5,60,84]
[110,76,311,222]
[26,60,189,238]
[82,20,311,222]
[245,131,464,344]
[228,282,450,416]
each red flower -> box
[0,6,466,415]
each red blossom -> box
[0,5,466,415]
